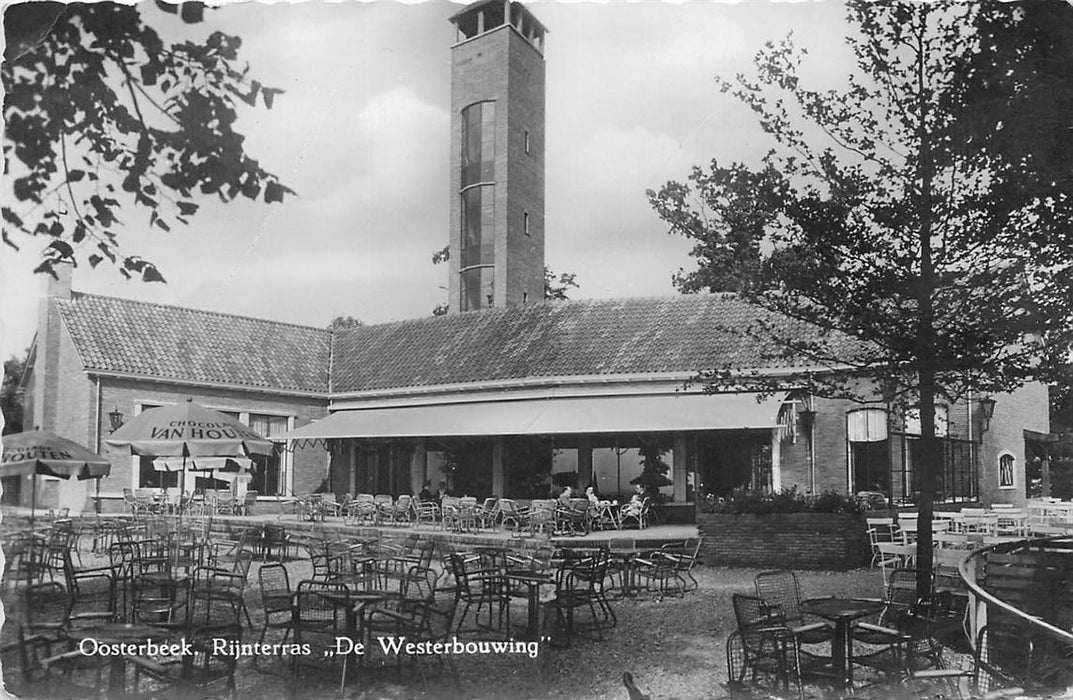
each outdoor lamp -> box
[108,407,125,433]
[979,396,997,434]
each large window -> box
[248,413,289,496]
[134,404,290,497]
[460,102,496,312]
[461,102,495,186]
[847,408,891,496]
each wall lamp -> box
[979,396,997,434]
[108,407,125,433]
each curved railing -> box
[957,534,1073,649]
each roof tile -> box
[55,294,330,393]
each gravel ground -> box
[2,552,885,700]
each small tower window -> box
[524,130,530,155]
[523,212,530,236]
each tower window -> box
[524,130,530,155]
[523,212,530,236]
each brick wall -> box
[93,377,328,512]
[698,512,871,570]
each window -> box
[524,129,530,155]
[999,452,1016,489]
[248,413,290,497]
[461,102,495,186]
[847,408,890,496]
[523,211,530,236]
[904,405,949,437]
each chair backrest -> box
[754,570,804,623]
[974,624,1034,695]
[481,497,497,512]
[294,580,347,632]
[732,593,775,631]
[375,494,393,506]
[258,563,292,613]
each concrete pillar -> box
[410,439,426,495]
[673,434,688,502]
[577,437,593,491]
[770,429,782,492]
[348,443,357,496]
[492,438,505,497]
[1042,456,1052,498]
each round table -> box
[799,597,884,689]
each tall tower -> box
[448,0,546,313]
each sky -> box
[0,0,856,360]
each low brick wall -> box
[698,512,871,570]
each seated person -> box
[585,485,601,506]
[557,485,573,509]
[624,484,645,517]
[418,480,434,502]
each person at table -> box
[625,484,644,517]
[585,485,601,506]
[437,481,449,500]
[557,485,573,508]
[419,480,435,502]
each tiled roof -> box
[330,294,869,394]
[55,294,331,393]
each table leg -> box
[527,584,540,640]
[833,620,850,689]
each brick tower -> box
[448,0,546,313]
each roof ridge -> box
[336,292,741,334]
[61,292,332,335]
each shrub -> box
[701,487,863,515]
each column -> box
[577,437,593,491]
[410,439,426,495]
[492,437,505,497]
[673,434,688,502]
[770,429,782,492]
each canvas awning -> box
[281,392,785,441]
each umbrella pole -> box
[30,473,37,524]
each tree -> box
[3,2,294,280]
[648,1,1073,597]
[430,244,579,315]
[1,350,29,435]
[329,315,364,330]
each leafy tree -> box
[648,1,1073,596]
[1,350,29,435]
[3,1,294,280]
[430,244,579,314]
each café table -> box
[594,501,620,530]
[66,622,164,694]
[799,596,884,690]
[506,569,554,640]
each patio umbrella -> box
[106,399,274,500]
[0,430,112,521]
[105,400,274,458]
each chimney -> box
[33,261,74,431]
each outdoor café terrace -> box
[3,494,1073,699]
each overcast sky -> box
[0,0,856,359]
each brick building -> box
[14,0,1053,516]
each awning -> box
[281,392,784,441]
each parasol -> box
[1,430,112,520]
